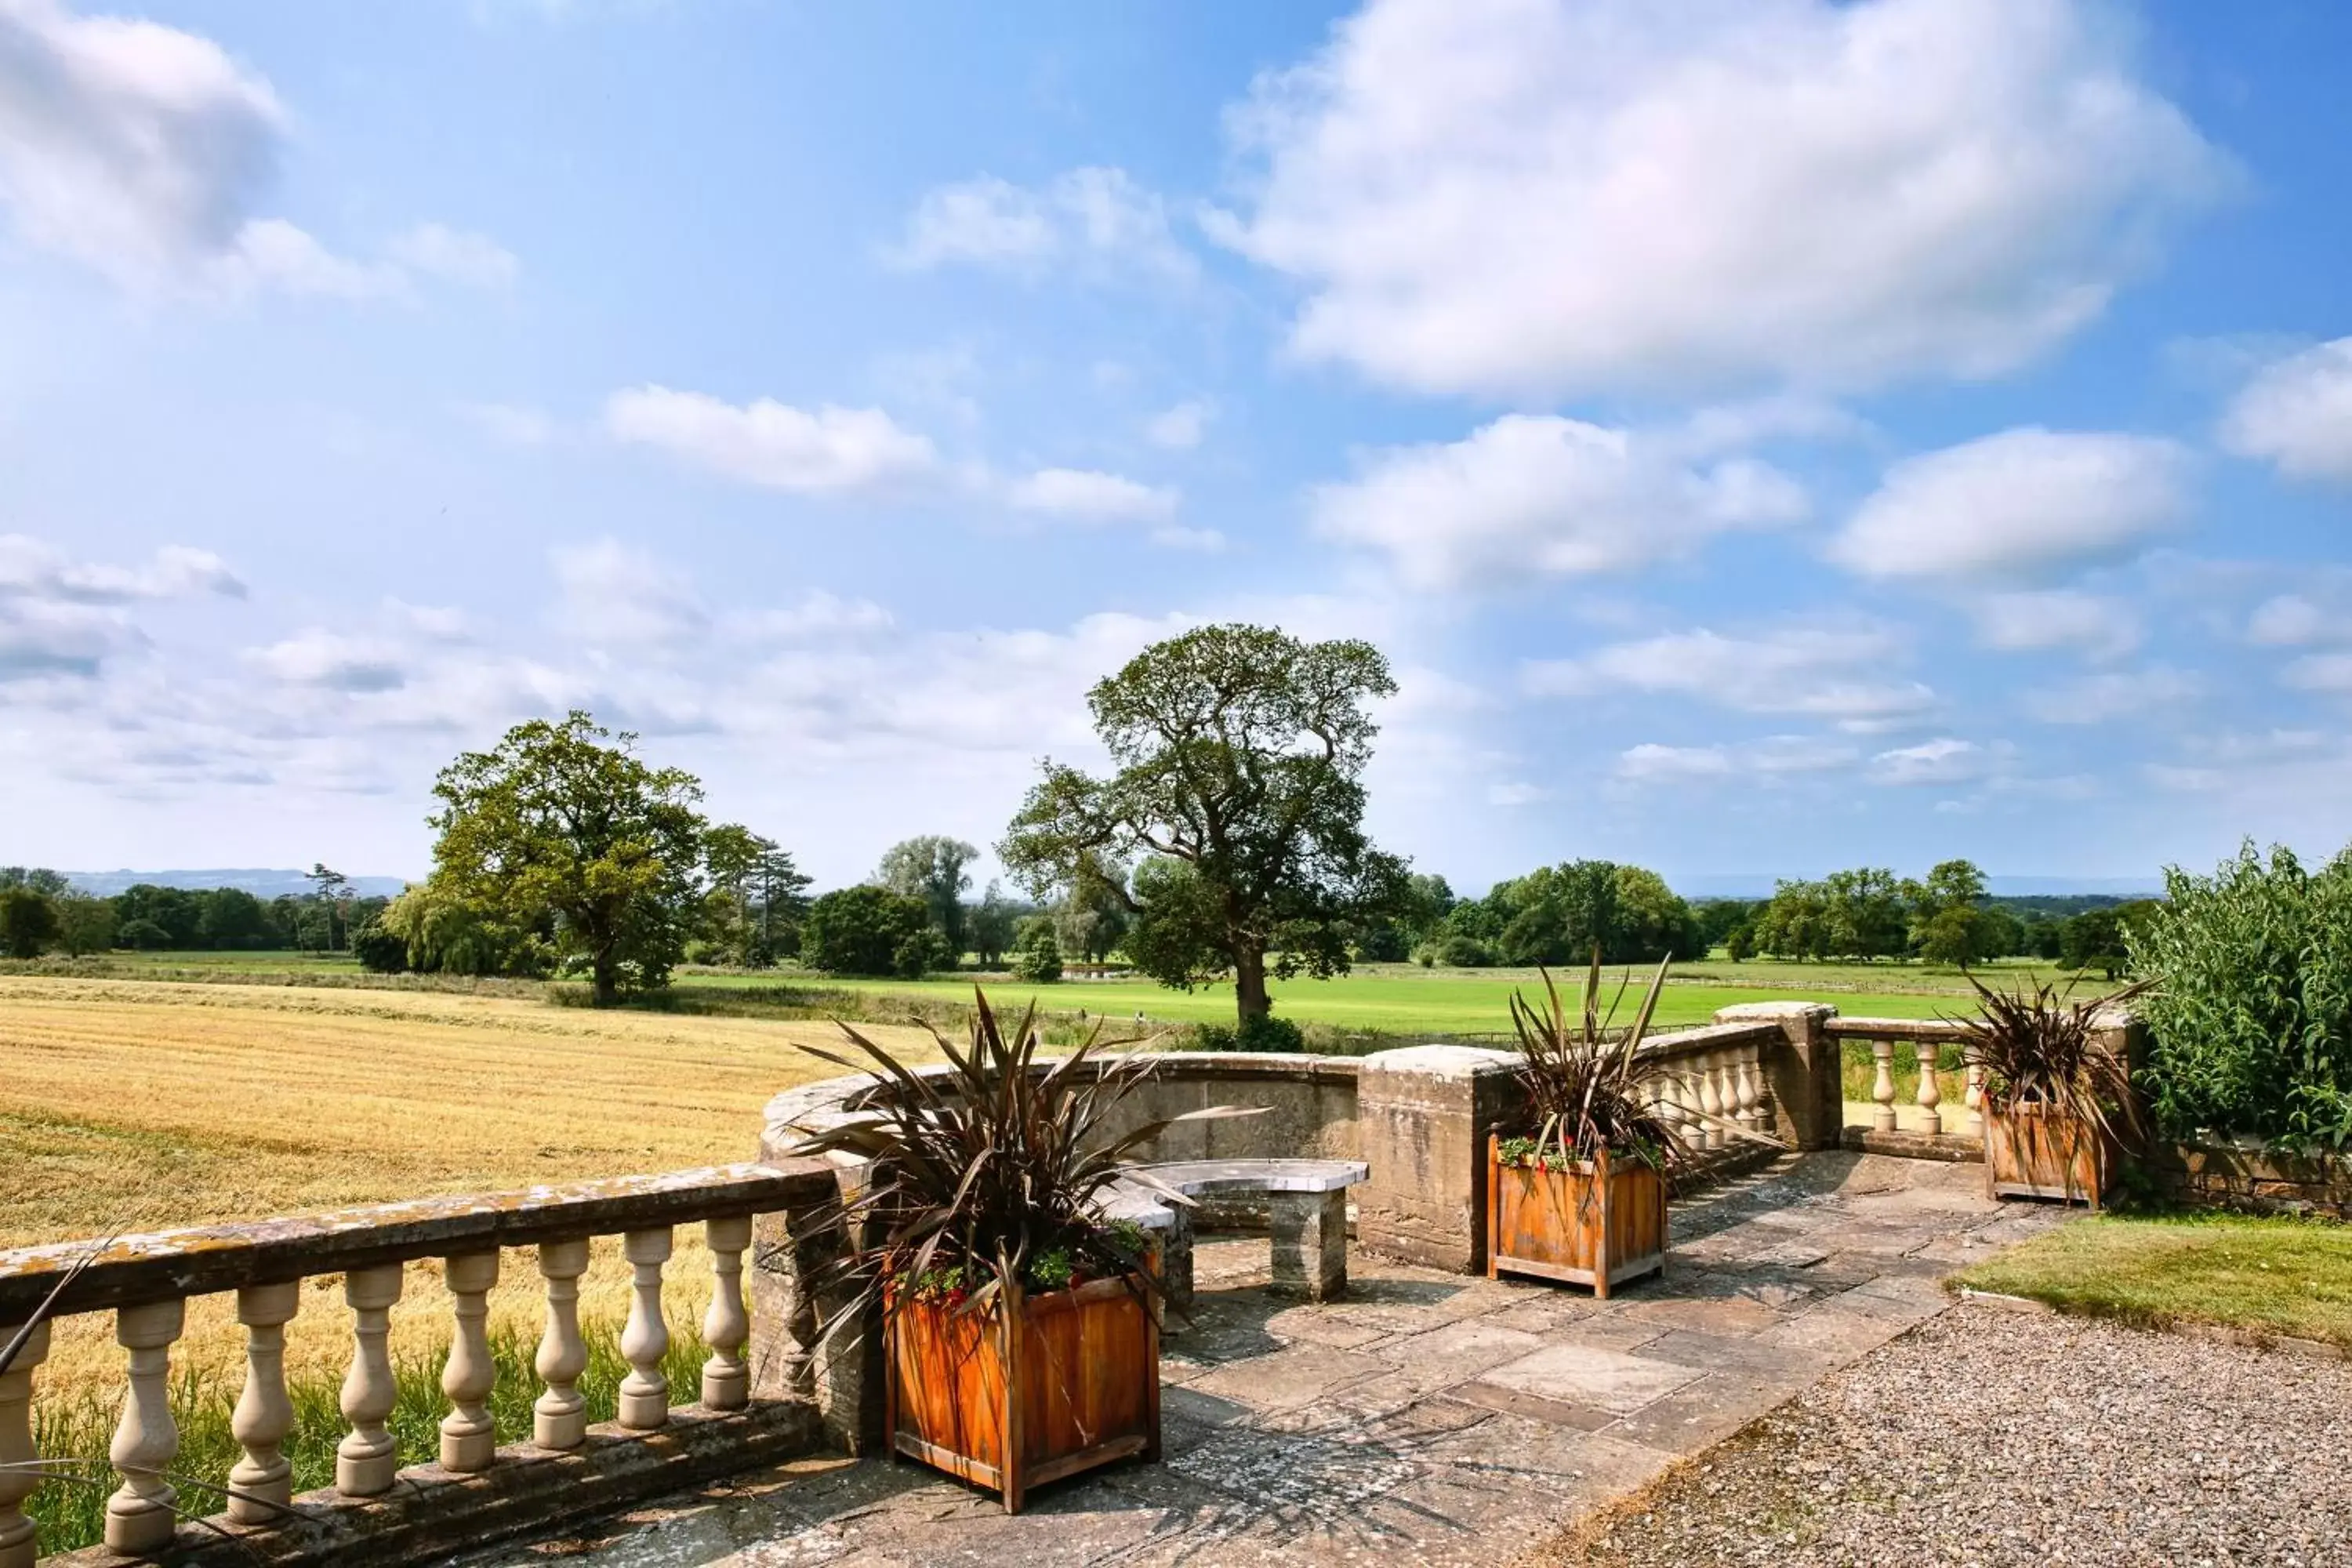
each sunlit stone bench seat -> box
[1105,1157,1369,1307]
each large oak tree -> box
[426,711,706,1006]
[1001,623,1410,1025]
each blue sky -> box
[5,0,2351,895]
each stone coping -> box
[0,1162,836,1322]
[1824,1015,1980,1041]
[1134,1158,1371,1195]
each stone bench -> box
[1102,1157,1369,1308]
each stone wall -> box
[2149,1142,2352,1219]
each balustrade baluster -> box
[1915,1040,1944,1136]
[0,1319,50,1568]
[227,1281,301,1525]
[337,1264,405,1497]
[1732,1054,1761,1131]
[619,1227,673,1430]
[441,1251,502,1471]
[1962,1046,1987,1141]
[535,1239,592,1450]
[1697,1055,1726,1149]
[106,1298,185,1554]
[702,1216,753,1410]
[1871,1039,1899,1133]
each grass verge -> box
[1951,1209,2352,1348]
[27,1319,710,1555]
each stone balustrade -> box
[1824,1016,1985,1149]
[0,1163,835,1568]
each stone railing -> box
[0,1163,834,1568]
[1631,1018,1787,1155]
[1825,1015,1985,1152]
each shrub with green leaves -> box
[1192,1013,1305,1053]
[2131,841,2352,1149]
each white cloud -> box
[0,534,244,602]
[245,630,407,693]
[1833,428,2189,583]
[2247,594,2329,647]
[212,217,405,300]
[2220,336,2352,485]
[1214,0,2227,398]
[387,223,518,288]
[604,386,939,495]
[1616,736,1856,784]
[0,535,242,684]
[1523,625,1935,731]
[2283,653,2352,695]
[0,5,514,304]
[1968,589,2141,659]
[732,591,895,641]
[1145,399,1216,450]
[1869,736,1991,786]
[1005,467,1179,524]
[885,166,1194,284]
[2020,666,2199,724]
[551,539,708,647]
[1310,414,1806,591]
[1486,781,1548,808]
[0,0,282,286]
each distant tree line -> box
[1689,860,2159,974]
[0,864,387,960]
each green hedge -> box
[2132,842,2352,1149]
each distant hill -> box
[64,869,412,899]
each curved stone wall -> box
[758,1051,1364,1169]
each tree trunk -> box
[592,952,619,1008]
[1232,946,1271,1023]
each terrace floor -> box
[467,1152,2066,1568]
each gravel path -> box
[1531,1301,2352,1568]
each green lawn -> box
[1953,1210,2352,1348]
[680,962,2024,1034]
[49,950,2106,1035]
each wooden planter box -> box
[1985,1101,2118,1209]
[884,1274,1160,1513]
[1484,1135,1666,1298]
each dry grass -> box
[0,975,950,1397]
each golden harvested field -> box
[0,975,950,1393]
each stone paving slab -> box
[462,1152,2068,1568]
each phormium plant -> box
[1960,972,2155,1154]
[785,988,1254,1328]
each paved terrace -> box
[466,1152,2065,1568]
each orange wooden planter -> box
[1484,1134,1666,1297]
[1985,1101,2118,1209]
[884,1274,1160,1514]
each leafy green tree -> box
[350,919,409,974]
[0,868,69,896]
[425,711,707,1006]
[1002,625,1411,1025]
[1054,862,1132,965]
[0,887,60,958]
[1008,916,1064,982]
[197,887,271,950]
[1820,868,1908,960]
[379,882,546,976]
[967,881,1021,968]
[703,824,802,967]
[117,918,170,949]
[1725,924,1756,962]
[115,884,201,948]
[1752,880,1829,960]
[800,884,933,977]
[875,836,978,957]
[55,895,117,956]
[1613,866,1702,961]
